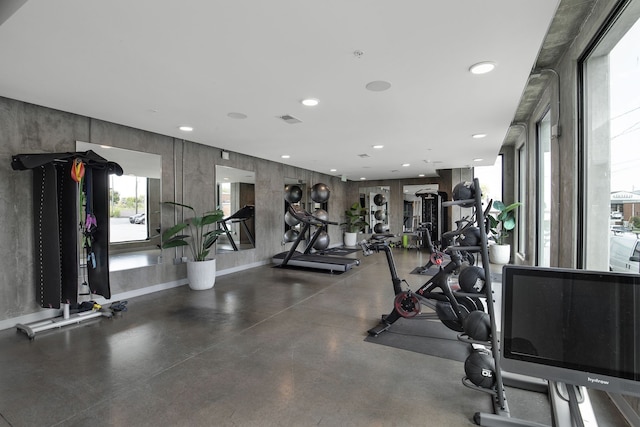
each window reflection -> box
[109,174,148,243]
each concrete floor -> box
[0,249,629,426]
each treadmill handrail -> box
[287,204,337,226]
[220,204,254,222]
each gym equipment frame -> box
[273,204,360,272]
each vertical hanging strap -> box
[82,166,97,270]
[86,167,111,299]
[33,164,62,308]
[57,161,80,304]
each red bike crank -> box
[430,252,444,265]
[394,291,421,318]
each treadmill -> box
[218,204,255,251]
[273,204,360,272]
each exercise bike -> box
[364,218,486,337]
[412,201,490,275]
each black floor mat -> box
[364,316,472,362]
[409,265,440,275]
[320,247,361,255]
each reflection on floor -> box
[216,243,255,252]
[0,249,630,426]
[109,249,161,271]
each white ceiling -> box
[0,0,559,181]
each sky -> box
[610,17,640,193]
[110,175,147,200]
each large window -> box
[581,1,640,271]
[474,155,503,208]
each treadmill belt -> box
[272,252,359,273]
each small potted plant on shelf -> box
[487,200,521,265]
[341,202,369,247]
[162,202,225,290]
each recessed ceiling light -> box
[418,174,425,177]
[360,177,367,180]
[227,112,247,119]
[469,62,496,74]
[178,126,193,132]
[473,158,483,162]
[281,155,290,159]
[330,168,337,172]
[402,163,410,167]
[472,133,487,139]
[372,145,384,149]
[365,81,392,92]
[301,98,319,107]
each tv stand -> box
[473,381,597,427]
[550,381,597,427]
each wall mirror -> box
[76,141,162,270]
[359,186,390,233]
[403,184,449,248]
[215,165,255,253]
[402,184,440,232]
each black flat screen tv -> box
[501,265,640,397]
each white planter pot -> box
[344,232,358,247]
[186,259,216,290]
[489,244,511,265]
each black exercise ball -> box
[452,181,476,207]
[373,223,386,233]
[311,183,330,203]
[373,193,386,206]
[464,348,496,389]
[458,266,485,293]
[463,310,491,341]
[285,185,303,204]
[460,226,482,247]
[284,211,300,227]
[313,209,329,222]
[283,229,300,242]
[374,209,386,221]
[313,230,330,250]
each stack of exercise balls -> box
[373,193,387,233]
[283,183,332,251]
[283,184,303,243]
[310,183,330,250]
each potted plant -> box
[341,202,369,247]
[487,200,521,264]
[162,202,225,290]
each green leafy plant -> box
[341,202,369,233]
[162,202,225,261]
[487,200,521,245]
